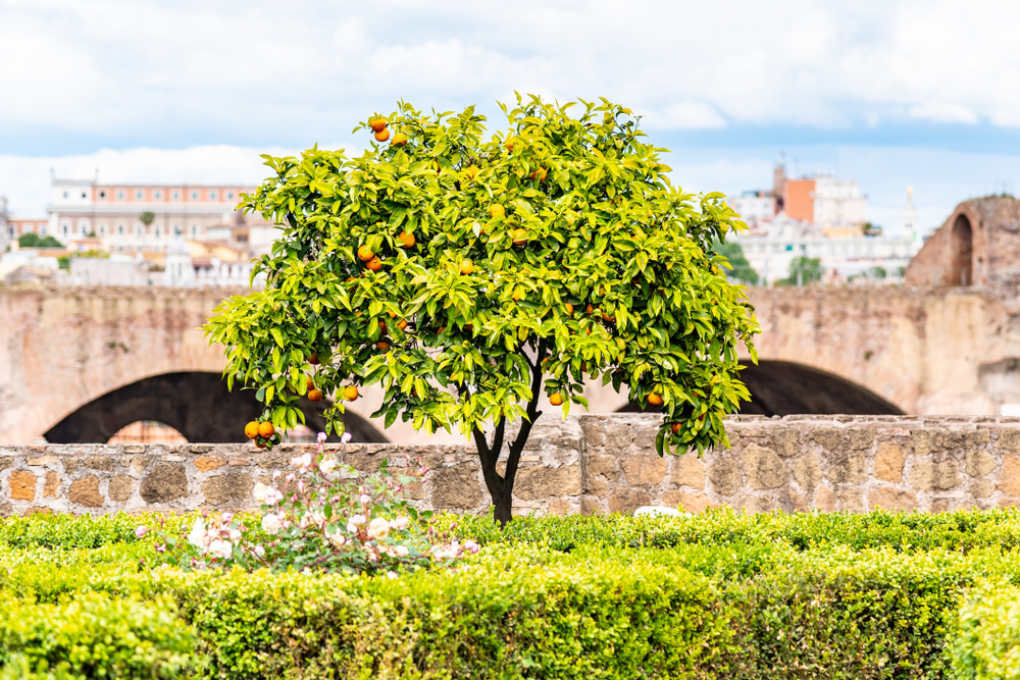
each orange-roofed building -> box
[784,179,815,224]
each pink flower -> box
[341,432,352,444]
[389,517,409,531]
[317,432,328,444]
[134,525,149,539]
[463,539,480,554]
[359,494,371,505]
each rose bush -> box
[145,434,477,575]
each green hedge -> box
[952,581,1020,680]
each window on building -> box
[174,225,181,236]
[99,224,105,236]
[118,224,124,235]
[190,191,198,200]
[63,224,69,235]
[191,225,197,237]
[40,226,46,236]
[172,191,179,200]
[117,191,125,199]
[137,225,142,236]
[99,191,106,199]
[154,190,162,199]
[135,190,143,200]
[227,191,234,200]
[155,227,160,238]
[62,191,68,199]
[81,192,86,199]
[209,190,218,200]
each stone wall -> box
[4,415,1020,516]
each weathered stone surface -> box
[587,454,620,481]
[669,454,706,489]
[966,450,998,478]
[812,428,843,451]
[836,488,866,513]
[580,495,601,515]
[869,487,918,512]
[108,475,134,503]
[139,464,188,504]
[546,499,580,516]
[26,456,58,466]
[910,460,934,491]
[874,442,906,482]
[347,455,383,473]
[9,471,36,501]
[43,471,59,498]
[68,475,104,507]
[970,479,996,499]
[0,457,11,471]
[824,452,866,484]
[790,453,822,492]
[201,473,254,506]
[708,457,741,496]
[515,465,581,500]
[608,488,652,514]
[431,465,483,510]
[83,456,115,472]
[779,488,809,513]
[130,457,148,474]
[194,456,227,473]
[847,427,875,451]
[740,444,788,490]
[934,460,961,490]
[999,453,1020,497]
[661,490,711,514]
[621,454,667,486]
[911,430,933,458]
[62,458,78,474]
[771,428,801,458]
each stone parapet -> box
[4,415,1020,516]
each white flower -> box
[253,482,273,504]
[367,517,390,540]
[393,545,409,557]
[254,545,265,557]
[187,518,208,549]
[389,517,409,531]
[228,528,242,542]
[134,525,148,539]
[341,432,352,444]
[286,473,295,482]
[327,530,346,549]
[359,494,371,506]
[317,431,328,444]
[386,571,399,579]
[290,453,313,471]
[319,458,337,474]
[347,514,366,533]
[301,511,326,529]
[208,539,233,560]
[262,514,282,535]
[431,541,461,561]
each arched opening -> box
[44,372,387,444]
[109,421,187,444]
[951,215,973,287]
[616,360,904,416]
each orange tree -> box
[205,96,759,523]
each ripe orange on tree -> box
[671,423,682,435]
[343,385,359,401]
[460,260,474,275]
[378,320,387,334]
[529,167,547,181]
[512,229,528,245]
[357,245,374,262]
[244,421,260,439]
[391,133,407,147]
[565,303,574,314]
[397,231,415,248]
[397,319,408,331]
[367,257,383,272]
[647,392,664,406]
[374,129,391,143]
[369,118,387,132]
[308,389,323,402]
[258,421,275,438]
[464,166,479,181]
[306,377,315,391]
[549,393,563,406]
[308,353,319,365]
[377,341,390,351]
[489,204,505,219]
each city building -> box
[8,216,51,240]
[0,197,10,252]
[45,177,272,253]
[730,191,776,232]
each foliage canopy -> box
[206,95,759,519]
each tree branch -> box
[504,340,548,492]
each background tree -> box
[206,96,760,523]
[712,239,759,286]
[18,233,63,248]
[139,212,156,232]
[778,256,824,287]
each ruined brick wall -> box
[4,415,1020,516]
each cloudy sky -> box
[3,0,1020,234]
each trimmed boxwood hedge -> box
[2,510,1020,678]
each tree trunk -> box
[492,489,513,527]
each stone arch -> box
[951,214,973,286]
[616,360,904,416]
[43,372,387,444]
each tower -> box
[904,186,919,247]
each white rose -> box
[208,539,233,560]
[367,517,390,540]
[327,531,346,549]
[253,482,272,504]
[393,545,409,557]
[187,518,208,549]
[261,513,282,535]
[389,517,409,531]
[319,458,337,474]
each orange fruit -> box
[671,423,682,435]
[464,166,479,180]
[308,353,319,365]
[489,204,505,219]
[549,393,563,406]
[647,393,664,406]
[397,231,415,248]
[374,129,391,142]
[585,304,594,315]
[512,229,528,245]
[244,421,259,439]
[391,133,407,146]
[565,303,574,315]
[387,310,397,318]
[505,138,516,152]
[357,245,374,262]
[369,118,387,132]
[602,312,614,323]
[343,385,359,401]
[367,257,383,272]
[397,319,408,331]
[308,389,323,402]
[529,168,547,181]
[465,323,473,332]
[512,290,523,302]
[460,260,474,275]
[377,341,390,351]
[306,377,314,391]
[378,320,387,334]
[258,421,275,438]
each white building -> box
[0,197,10,251]
[730,191,776,231]
[813,176,868,229]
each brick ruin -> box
[3,415,1020,516]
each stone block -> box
[823,452,865,485]
[790,453,822,492]
[874,442,906,483]
[771,427,801,458]
[1000,453,1020,497]
[587,454,620,481]
[256,454,293,469]
[347,455,383,473]
[608,488,652,515]
[139,464,188,504]
[68,475,104,507]
[847,427,875,451]
[62,458,79,474]
[910,460,934,492]
[515,465,581,500]
[108,475,134,503]
[836,488,866,513]
[661,490,711,514]
[669,454,706,489]
[934,460,960,490]
[202,473,255,506]
[0,457,11,471]
[966,450,998,478]
[779,488,809,513]
[26,456,59,466]
[740,444,788,490]
[869,487,918,512]
[708,456,741,497]
[194,456,227,472]
[580,417,606,448]
[605,421,635,454]
[621,454,668,486]
[911,430,933,457]
[812,427,843,451]
[970,479,996,499]
[580,496,601,515]
[431,465,483,510]
[130,457,148,473]
[83,456,115,472]
[43,471,59,498]
[9,471,36,501]
[547,499,580,516]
